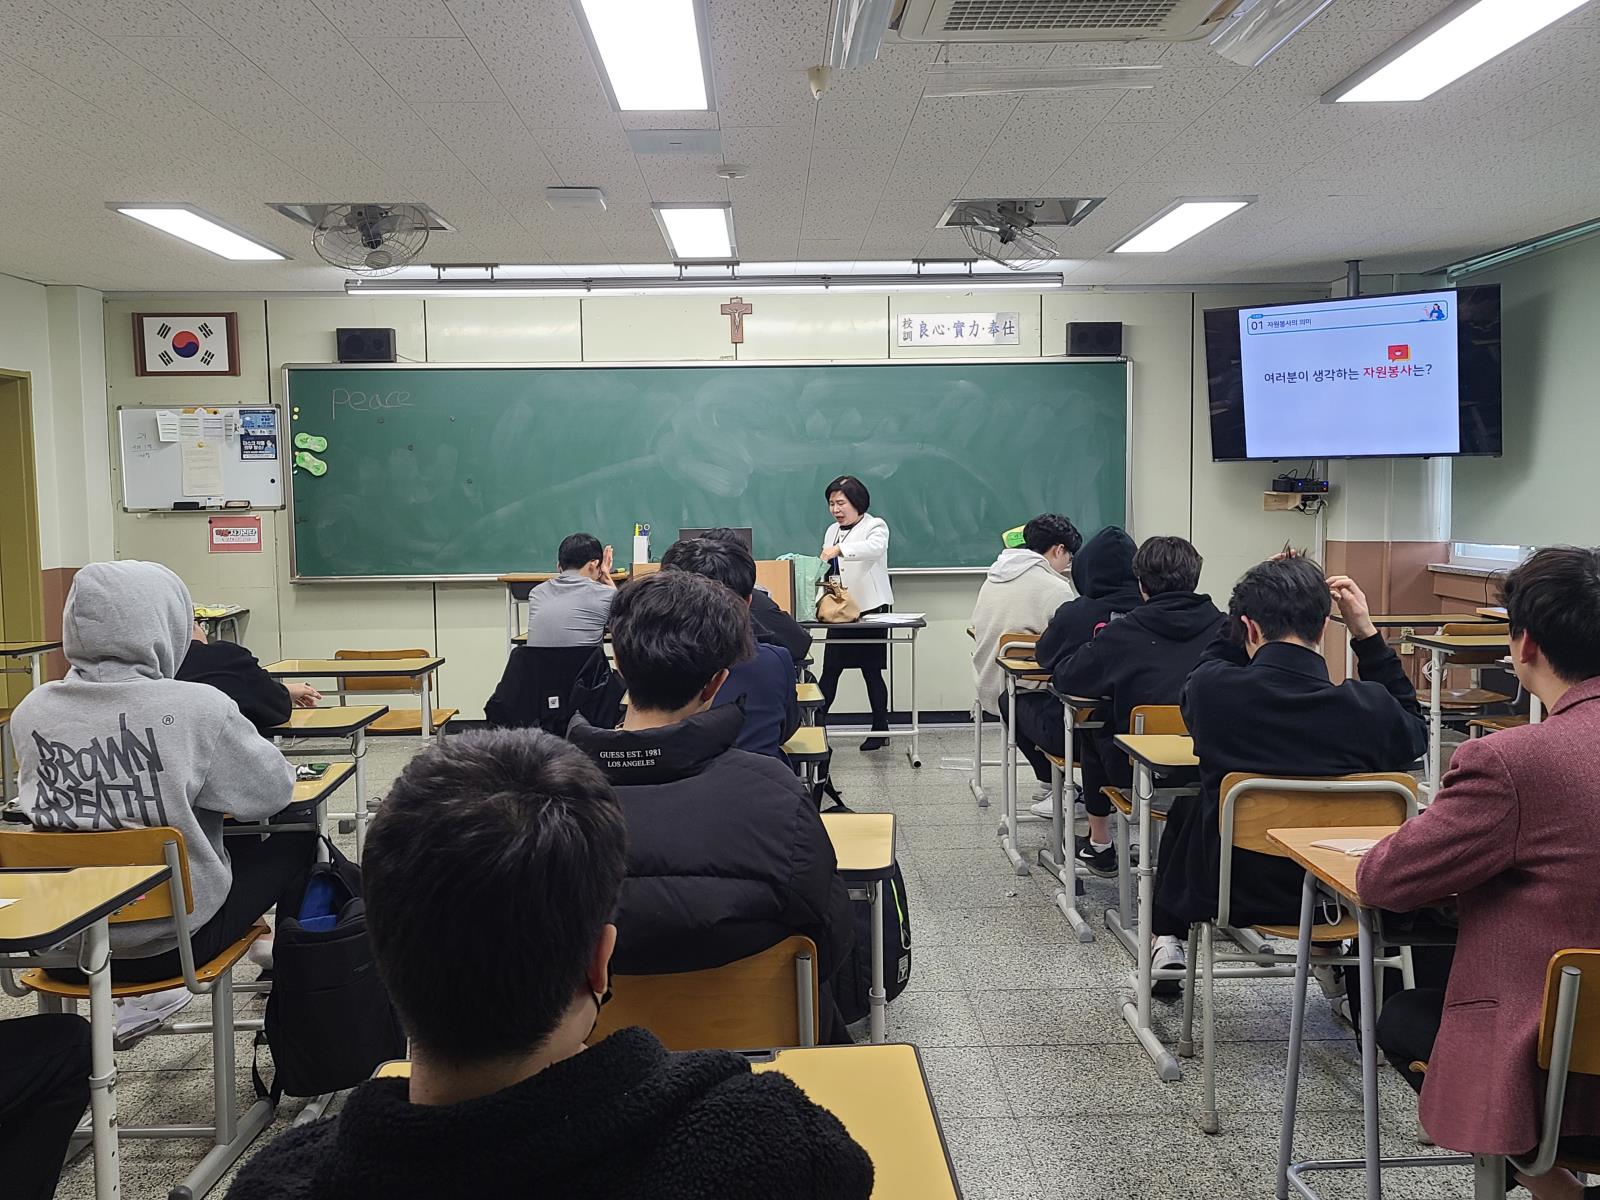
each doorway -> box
[0,368,44,710]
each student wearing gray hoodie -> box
[12,561,309,983]
[970,515,1082,807]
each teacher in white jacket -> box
[819,474,894,750]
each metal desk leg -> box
[84,918,121,1200]
[999,674,1027,875]
[354,730,368,862]
[420,672,434,742]
[1,721,14,806]
[907,629,921,768]
[1472,1157,1505,1199]
[32,652,45,690]
[1121,761,1180,1081]
[1344,625,1355,684]
[971,698,989,807]
[506,587,518,648]
[1277,873,1318,1199]
[1357,905,1383,1199]
[869,879,886,1043]
[1427,647,1444,797]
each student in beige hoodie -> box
[970,515,1081,810]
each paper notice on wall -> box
[178,411,203,440]
[200,411,225,440]
[156,410,180,442]
[224,410,239,437]
[181,438,224,496]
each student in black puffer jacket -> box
[567,573,854,1016]
[227,727,871,1200]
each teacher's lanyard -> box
[830,522,858,577]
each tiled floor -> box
[13,728,1481,1199]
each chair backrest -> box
[588,935,820,1051]
[485,644,603,733]
[334,648,431,695]
[1539,949,1600,1075]
[1131,705,1187,736]
[0,826,193,919]
[1440,623,1510,667]
[997,630,1039,662]
[755,559,796,615]
[1443,622,1508,637]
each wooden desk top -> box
[997,655,1049,680]
[796,682,824,705]
[1265,826,1400,907]
[377,1043,958,1200]
[0,639,61,656]
[822,813,896,879]
[1113,733,1198,771]
[1478,606,1508,619]
[1331,613,1495,629]
[1405,632,1510,654]
[272,705,390,736]
[264,658,443,678]
[292,761,355,805]
[783,727,829,760]
[0,865,171,951]
[753,1044,959,1200]
[800,615,928,630]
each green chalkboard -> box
[285,360,1128,578]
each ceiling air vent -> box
[892,0,1232,42]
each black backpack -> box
[834,863,912,1026]
[253,840,405,1100]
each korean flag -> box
[139,315,233,374]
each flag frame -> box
[133,312,241,377]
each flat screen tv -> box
[1203,285,1503,461]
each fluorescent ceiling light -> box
[652,204,735,261]
[575,0,710,110]
[345,272,1062,298]
[1325,0,1590,103]
[923,64,1160,98]
[1112,199,1252,253]
[111,204,285,260]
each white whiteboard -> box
[118,406,285,511]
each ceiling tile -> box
[348,36,499,102]
[314,0,463,36]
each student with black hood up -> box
[1006,526,1143,825]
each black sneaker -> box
[1074,838,1118,878]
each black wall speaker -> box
[1065,321,1124,357]
[336,327,397,363]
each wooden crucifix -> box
[720,296,753,344]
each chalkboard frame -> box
[283,357,1133,582]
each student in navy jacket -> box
[659,537,800,761]
[1150,555,1426,977]
[1053,536,1224,877]
[697,528,813,666]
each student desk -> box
[0,864,173,1200]
[375,1043,961,1200]
[0,638,61,690]
[1476,606,1507,620]
[1270,827,1467,1200]
[270,706,388,857]
[498,573,627,649]
[263,658,444,740]
[801,615,928,769]
[994,655,1050,877]
[783,726,830,795]
[822,812,896,1045]
[1404,631,1518,797]
[194,605,248,644]
[1328,612,1496,682]
[796,681,825,724]
[1038,688,1103,945]
[1112,733,1199,1082]
[225,762,355,839]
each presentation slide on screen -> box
[1239,290,1462,458]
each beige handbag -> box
[816,576,861,624]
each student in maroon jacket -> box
[1150,555,1426,980]
[1361,547,1600,1196]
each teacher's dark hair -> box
[825,475,871,514]
[1500,545,1600,683]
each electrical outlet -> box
[1400,626,1415,654]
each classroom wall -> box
[103,285,1332,719]
[0,273,110,673]
[1450,231,1600,548]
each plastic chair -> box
[0,826,275,1199]
[588,935,821,1051]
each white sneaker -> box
[1029,795,1057,819]
[114,985,194,1049]
[247,935,274,972]
[1152,936,1186,996]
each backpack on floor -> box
[253,839,405,1100]
[835,862,912,1026]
